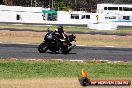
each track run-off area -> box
[0,44,132,61]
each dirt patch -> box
[0,30,132,47]
[0,78,131,88]
[76,34,132,47]
[0,30,44,44]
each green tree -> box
[104,0,132,3]
[54,0,69,10]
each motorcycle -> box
[38,30,76,54]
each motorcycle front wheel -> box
[38,42,48,53]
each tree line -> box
[1,0,132,12]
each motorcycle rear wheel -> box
[61,48,71,54]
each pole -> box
[31,0,32,7]
[49,0,51,8]
[75,0,77,9]
[52,0,53,8]
[35,0,37,7]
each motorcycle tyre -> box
[38,42,48,53]
[61,48,71,54]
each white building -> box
[0,5,93,25]
[97,4,132,26]
[0,4,132,30]
[88,4,132,30]
[0,5,45,23]
[57,11,96,25]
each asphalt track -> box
[0,44,132,61]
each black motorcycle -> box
[38,30,76,54]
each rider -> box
[53,26,67,42]
[53,26,76,50]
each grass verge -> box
[0,23,132,34]
[0,59,132,79]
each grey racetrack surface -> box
[0,44,132,61]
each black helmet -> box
[58,26,63,32]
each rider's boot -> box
[68,44,76,50]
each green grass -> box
[0,24,90,33]
[0,23,132,34]
[0,60,131,79]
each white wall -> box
[0,5,51,23]
[57,11,95,25]
[0,5,117,26]
[0,4,132,28]
[97,4,132,14]
[0,5,44,12]
[0,11,44,23]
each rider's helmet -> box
[57,26,63,33]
